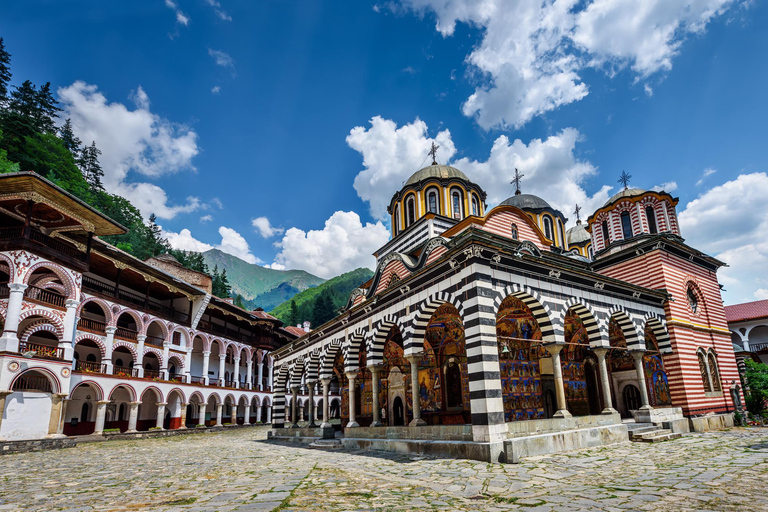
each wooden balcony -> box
[143,369,162,379]
[18,341,64,360]
[24,285,66,309]
[81,275,190,324]
[74,360,107,374]
[113,365,139,378]
[144,335,165,348]
[0,226,89,272]
[77,318,106,335]
[115,327,138,341]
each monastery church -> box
[270,147,740,462]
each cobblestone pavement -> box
[0,427,767,511]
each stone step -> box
[640,432,682,443]
[625,422,654,431]
[308,439,342,450]
[635,428,672,440]
[628,426,660,437]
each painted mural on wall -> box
[608,318,634,372]
[644,327,672,406]
[380,327,409,419]
[496,296,545,422]
[333,351,349,422]
[422,303,470,415]
[562,311,592,415]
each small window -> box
[698,352,711,392]
[601,220,610,244]
[394,205,400,235]
[427,190,439,214]
[646,206,658,234]
[687,288,699,315]
[452,191,462,220]
[543,216,553,241]
[115,358,124,367]
[471,194,479,216]
[511,224,518,240]
[557,219,565,248]
[708,353,721,392]
[620,211,633,239]
[588,245,593,259]
[406,196,416,226]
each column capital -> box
[180,402,188,408]
[65,299,79,309]
[8,283,27,292]
[218,353,227,360]
[345,371,358,380]
[630,349,646,361]
[130,401,141,406]
[137,334,147,343]
[592,347,609,358]
[234,357,240,363]
[96,400,111,406]
[156,402,168,406]
[162,341,170,348]
[405,354,421,364]
[544,342,565,356]
[367,364,383,373]
[203,350,211,356]
[105,326,118,335]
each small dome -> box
[500,193,552,210]
[566,222,590,245]
[604,187,646,207]
[405,164,469,186]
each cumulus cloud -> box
[58,81,200,220]
[652,181,678,193]
[208,49,236,75]
[755,289,768,300]
[165,0,189,26]
[200,215,213,223]
[272,211,390,279]
[252,217,284,238]
[348,117,610,223]
[397,0,742,129]
[678,172,768,304]
[165,226,263,265]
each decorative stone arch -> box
[22,261,77,299]
[77,296,114,325]
[167,353,185,370]
[31,276,66,295]
[255,349,265,364]
[112,340,139,363]
[114,308,144,334]
[319,339,343,381]
[305,348,321,383]
[143,346,164,360]
[74,333,107,358]
[108,383,137,402]
[71,380,105,401]
[144,318,169,340]
[20,320,61,343]
[223,393,237,406]
[608,306,642,350]
[367,314,407,366]
[0,252,15,280]
[493,284,557,344]
[237,394,249,406]
[140,385,164,403]
[343,328,368,373]
[169,326,190,348]
[407,291,466,351]
[10,367,61,394]
[559,297,606,347]
[234,344,249,362]
[289,357,306,389]
[18,309,65,338]
[208,337,226,354]
[188,391,205,404]
[166,387,187,403]
[204,391,222,405]
[262,396,271,407]
[642,313,672,354]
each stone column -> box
[266,405,272,424]
[161,341,170,380]
[593,348,617,414]
[218,354,226,386]
[46,393,68,438]
[136,335,146,378]
[56,398,70,436]
[546,344,572,418]
[267,365,273,391]
[0,283,27,352]
[94,400,110,434]
[307,381,317,428]
[155,402,167,430]
[104,326,116,374]
[233,357,240,389]
[406,356,426,426]
[0,391,11,439]
[370,365,382,427]
[244,402,251,425]
[631,351,652,410]
[127,402,140,432]
[321,378,331,428]
[215,403,223,426]
[246,359,253,390]
[290,387,299,428]
[184,348,192,383]
[257,359,264,390]
[346,372,359,428]
[197,403,207,427]
[60,299,79,360]
[179,403,188,429]
[201,350,211,385]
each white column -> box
[155,402,167,430]
[632,351,652,410]
[94,400,109,434]
[321,378,331,428]
[246,358,253,390]
[104,326,116,374]
[197,403,207,427]
[593,348,617,414]
[346,372,359,428]
[179,403,188,429]
[127,402,140,432]
[267,364,273,391]
[307,380,317,428]
[161,341,170,380]
[370,366,382,427]
[61,299,79,360]
[406,355,426,426]
[546,344,572,418]
[233,357,241,389]
[184,348,192,383]
[266,405,272,424]
[215,403,223,426]
[257,359,264,390]
[244,402,251,424]
[136,335,146,378]
[201,350,211,385]
[0,283,27,352]
[218,354,226,386]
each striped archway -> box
[493,284,557,344]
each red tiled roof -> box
[251,309,277,320]
[725,299,768,323]
[283,326,307,337]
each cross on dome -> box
[618,170,632,189]
[429,141,439,165]
[511,168,524,196]
[573,204,582,224]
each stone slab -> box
[689,413,734,432]
[504,423,629,463]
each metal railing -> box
[74,360,107,374]
[77,317,106,334]
[24,285,66,308]
[18,342,63,360]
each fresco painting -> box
[423,303,469,413]
[562,311,591,414]
[644,327,672,406]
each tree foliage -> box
[0,38,11,102]
[211,265,231,299]
[745,359,768,416]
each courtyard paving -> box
[0,426,766,511]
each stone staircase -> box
[626,422,681,443]
[308,438,343,450]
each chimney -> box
[303,321,311,333]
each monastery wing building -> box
[0,172,300,442]
[272,159,740,463]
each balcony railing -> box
[168,374,184,383]
[190,376,205,385]
[753,342,768,353]
[12,374,53,393]
[144,335,165,347]
[143,369,162,380]
[0,226,87,268]
[81,275,190,324]
[223,380,236,388]
[0,283,9,299]
[19,341,63,360]
[113,365,139,378]
[115,327,138,341]
[77,317,106,335]
[24,285,66,308]
[74,360,107,374]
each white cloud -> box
[165,226,263,265]
[211,86,221,95]
[272,211,390,279]
[58,81,200,220]
[200,215,213,223]
[678,172,768,304]
[696,168,717,186]
[208,49,236,75]
[252,217,284,238]
[652,181,678,193]
[266,262,286,271]
[204,0,232,21]
[397,0,742,129]
[755,289,768,300]
[348,116,610,223]
[165,0,189,26]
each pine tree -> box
[288,300,299,326]
[79,141,104,190]
[0,38,11,103]
[8,80,37,119]
[147,213,170,257]
[35,82,60,133]
[59,118,82,155]
[8,80,60,134]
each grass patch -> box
[342,491,374,499]
[492,496,519,504]
[162,497,197,505]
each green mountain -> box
[271,267,374,326]
[202,249,325,309]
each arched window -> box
[601,220,610,244]
[115,358,123,367]
[646,206,658,234]
[451,190,463,220]
[394,204,400,235]
[698,351,712,392]
[542,216,553,241]
[406,196,416,227]
[687,287,699,315]
[510,224,518,240]
[557,219,565,247]
[471,194,479,216]
[86,353,96,362]
[708,352,721,392]
[588,245,593,259]
[426,188,439,214]
[620,211,633,239]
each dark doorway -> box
[585,361,602,415]
[444,362,463,409]
[544,390,556,419]
[623,384,641,416]
[393,396,405,426]
[163,409,171,430]
[80,403,89,422]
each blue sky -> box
[2,1,767,304]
